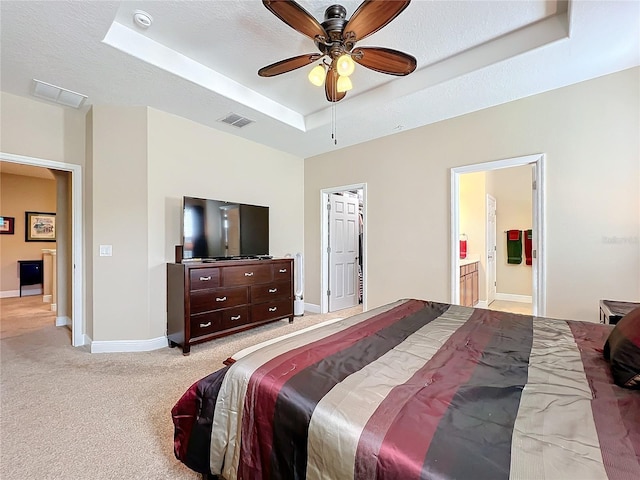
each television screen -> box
[182,196,269,259]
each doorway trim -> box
[450,154,546,316]
[1,152,85,346]
[320,183,367,314]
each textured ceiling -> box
[1,1,638,158]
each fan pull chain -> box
[332,103,337,145]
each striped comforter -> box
[172,299,640,480]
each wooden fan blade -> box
[258,53,323,77]
[344,0,411,42]
[325,63,347,102]
[263,0,328,41]
[352,47,416,76]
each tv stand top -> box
[177,256,283,267]
[195,255,273,263]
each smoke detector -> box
[133,10,153,29]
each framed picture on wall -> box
[0,216,15,234]
[25,211,56,242]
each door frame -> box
[320,183,367,314]
[450,154,546,316]
[486,194,497,306]
[1,152,85,346]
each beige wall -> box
[91,106,149,341]
[0,173,56,293]
[146,108,304,340]
[0,92,85,165]
[305,67,640,322]
[487,166,533,297]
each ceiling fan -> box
[258,0,417,102]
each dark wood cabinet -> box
[18,260,43,297]
[460,261,479,307]
[167,258,294,355]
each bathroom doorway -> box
[451,154,546,316]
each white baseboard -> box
[1,290,20,298]
[56,316,71,327]
[494,293,533,304]
[475,300,489,309]
[43,294,52,303]
[304,303,320,314]
[90,336,169,353]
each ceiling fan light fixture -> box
[336,54,355,77]
[308,64,326,87]
[336,75,353,93]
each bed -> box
[171,299,640,480]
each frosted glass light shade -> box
[308,65,326,86]
[336,75,353,93]
[336,54,355,76]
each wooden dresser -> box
[167,258,294,355]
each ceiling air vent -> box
[219,113,254,128]
[32,79,87,108]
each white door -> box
[486,194,497,305]
[329,192,359,312]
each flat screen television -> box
[182,196,269,260]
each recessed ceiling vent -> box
[219,113,254,128]
[32,79,87,108]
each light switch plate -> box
[99,245,112,257]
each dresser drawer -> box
[190,287,248,314]
[272,261,292,281]
[223,264,272,286]
[251,281,290,303]
[190,268,220,290]
[221,306,251,330]
[252,299,293,323]
[190,311,223,338]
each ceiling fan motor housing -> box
[316,4,352,56]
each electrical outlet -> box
[99,245,112,257]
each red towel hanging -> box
[507,229,520,241]
[524,229,533,265]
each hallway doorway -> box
[0,152,84,346]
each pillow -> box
[603,306,640,389]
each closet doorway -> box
[320,184,366,314]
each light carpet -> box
[0,306,361,479]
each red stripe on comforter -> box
[354,308,501,480]
[239,299,427,479]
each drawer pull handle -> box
[269,288,278,293]
[199,276,212,281]
[269,307,277,312]
[279,269,287,273]
[216,296,227,302]
[199,321,212,328]
[230,315,241,321]
[244,272,254,277]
